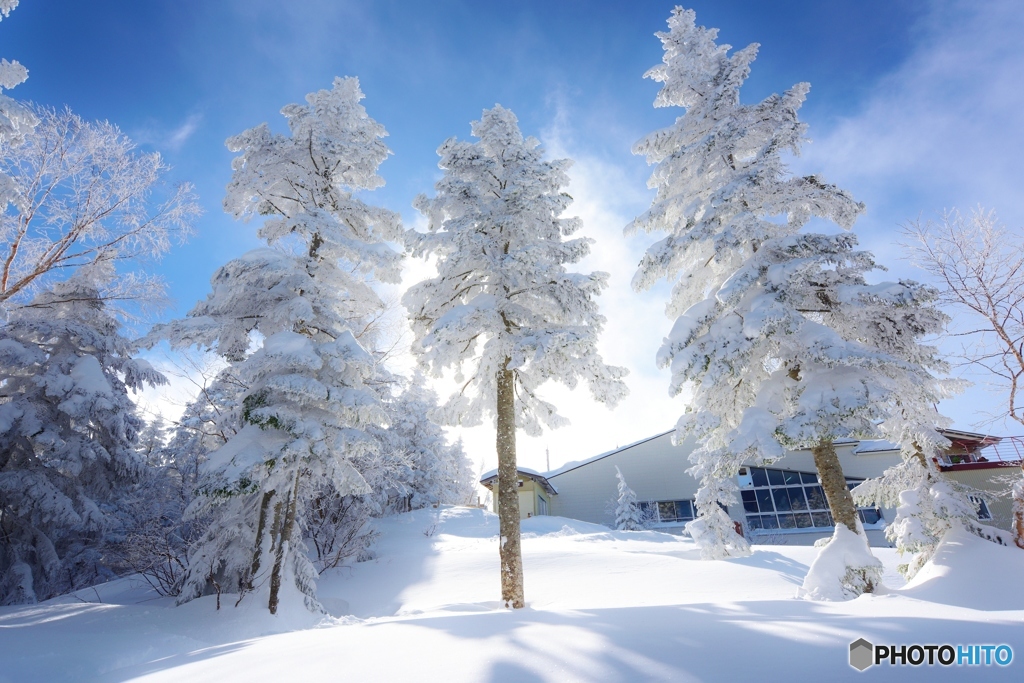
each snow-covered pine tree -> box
[307,376,475,572]
[629,8,959,598]
[614,467,643,531]
[158,77,402,614]
[404,106,628,608]
[371,376,476,512]
[138,416,169,466]
[0,262,166,604]
[852,447,979,578]
[110,365,244,597]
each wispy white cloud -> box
[132,111,204,154]
[165,113,203,152]
[800,0,1024,432]
[801,0,1024,248]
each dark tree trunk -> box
[496,361,524,608]
[247,490,275,592]
[268,473,300,615]
[811,439,861,534]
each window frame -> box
[740,466,884,532]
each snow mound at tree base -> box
[898,526,1024,610]
[797,525,884,601]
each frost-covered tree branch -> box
[0,106,200,316]
[902,209,1024,427]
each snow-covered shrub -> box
[0,264,165,604]
[613,467,643,531]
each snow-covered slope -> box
[1,507,1021,682]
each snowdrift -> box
[1,507,1021,682]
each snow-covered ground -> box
[2,507,1021,682]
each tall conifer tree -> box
[630,8,960,598]
[404,106,627,607]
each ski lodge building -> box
[480,429,1023,546]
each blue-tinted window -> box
[787,487,807,511]
[751,468,769,487]
[806,486,827,510]
[859,508,881,525]
[646,498,697,524]
[739,467,882,532]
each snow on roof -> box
[544,430,675,479]
[852,439,901,454]
[479,467,558,495]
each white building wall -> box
[545,432,905,546]
[548,432,698,527]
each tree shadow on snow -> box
[375,601,1022,682]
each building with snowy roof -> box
[480,429,1023,547]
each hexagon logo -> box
[850,638,874,671]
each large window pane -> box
[755,489,774,512]
[795,513,813,528]
[778,513,797,529]
[811,512,833,527]
[747,515,763,530]
[760,515,779,529]
[805,486,827,510]
[677,501,694,520]
[783,471,801,485]
[788,487,808,511]
[800,472,818,485]
[772,488,792,512]
[741,490,758,513]
[658,501,677,522]
[859,508,881,525]
[767,469,785,486]
[751,468,769,487]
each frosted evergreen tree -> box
[307,376,475,572]
[0,262,165,604]
[629,8,958,598]
[138,416,169,466]
[157,77,402,614]
[614,467,643,531]
[110,365,244,597]
[370,376,476,511]
[404,106,628,608]
[852,452,979,579]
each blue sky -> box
[5,1,1023,471]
